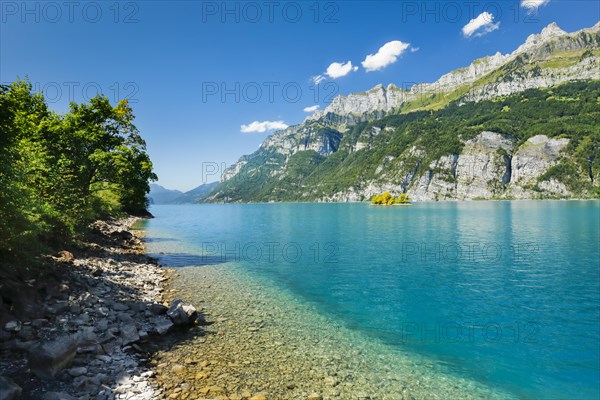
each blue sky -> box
[1,1,598,191]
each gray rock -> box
[129,302,146,313]
[76,340,101,354]
[28,334,80,379]
[68,367,87,377]
[120,324,139,345]
[69,303,81,314]
[13,339,39,353]
[112,230,133,241]
[79,326,97,341]
[455,132,515,200]
[0,376,22,400]
[95,319,109,331]
[4,321,21,332]
[31,319,49,329]
[82,293,98,306]
[73,313,91,325]
[117,313,133,323]
[166,300,197,326]
[73,376,100,395]
[97,307,109,317]
[101,341,118,355]
[45,300,69,315]
[42,392,76,400]
[153,316,174,335]
[17,325,35,341]
[95,355,111,363]
[112,303,130,312]
[148,303,167,315]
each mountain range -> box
[148,182,218,204]
[165,22,600,203]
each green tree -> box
[574,133,600,184]
[0,79,156,257]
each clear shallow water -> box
[140,201,600,399]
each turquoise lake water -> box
[141,201,600,399]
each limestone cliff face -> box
[455,132,514,200]
[220,122,341,182]
[260,123,342,157]
[322,133,573,202]
[509,135,571,198]
[309,84,406,119]
[406,133,570,201]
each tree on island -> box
[395,193,410,204]
[371,192,410,205]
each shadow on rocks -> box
[0,218,211,400]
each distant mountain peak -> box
[304,22,599,121]
[541,22,566,36]
[515,21,567,54]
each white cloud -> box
[312,61,358,85]
[303,105,320,113]
[361,40,411,72]
[240,120,288,133]
[462,12,500,38]
[521,0,550,9]
[410,47,420,53]
[311,75,326,85]
[325,61,358,79]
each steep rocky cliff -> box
[326,133,573,202]
[207,23,600,203]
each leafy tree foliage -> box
[0,79,156,258]
[395,193,410,204]
[371,192,410,205]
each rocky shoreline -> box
[0,218,199,400]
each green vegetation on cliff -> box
[208,81,600,202]
[0,80,156,259]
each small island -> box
[371,192,411,205]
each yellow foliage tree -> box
[394,193,410,204]
[372,191,407,205]
[382,192,392,204]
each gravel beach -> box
[0,218,197,400]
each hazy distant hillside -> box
[148,184,183,204]
[149,182,218,204]
[170,182,219,204]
